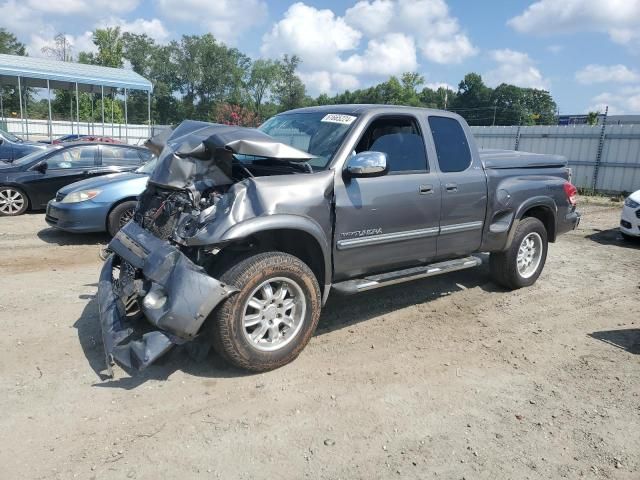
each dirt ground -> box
[0,199,638,480]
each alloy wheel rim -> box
[242,277,306,352]
[517,232,543,278]
[0,188,25,215]
[119,208,135,227]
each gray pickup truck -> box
[99,105,580,375]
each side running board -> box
[332,256,482,294]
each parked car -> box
[620,190,640,240]
[0,142,154,216]
[46,158,156,236]
[0,127,47,162]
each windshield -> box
[136,156,158,174]
[0,127,21,143]
[9,147,52,166]
[258,112,357,169]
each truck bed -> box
[480,149,567,169]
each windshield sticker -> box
[321,114,357,125]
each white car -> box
[620,190,640,240]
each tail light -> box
[563,182,577,206]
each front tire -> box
[107,200,137,236]
[490,217,548,290]
[0,186,28,216]
[210,252,321,372]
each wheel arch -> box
[210,216,332,301]
[504,197,557,248]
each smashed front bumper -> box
[98,221,237,376]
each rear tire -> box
[107,200,137,236]
[0,186,28,216]
[210,252,321,372]
[490,217,548,290]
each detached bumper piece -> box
[98,221,237,376]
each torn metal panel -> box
[99,222,238,374]
[148,120,314,190]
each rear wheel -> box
[490,217,548,290]
[107,200,137,236]
[210,252,321,372]
[0,186,28,216]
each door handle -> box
[419,184,433,195]
[445,183,458,192]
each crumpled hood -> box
[59,172,148,195]
[148,120,314,190]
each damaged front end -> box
[98,121,317,375]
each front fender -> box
[220,214,333,288]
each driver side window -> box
[47,146,97,169]
[355,116,428,173]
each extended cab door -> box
[333,115,442,280]
[427,115,487,258]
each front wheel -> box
[107,200,137,236]
[0,186,28,216]
[210,252,321,372]
[490,217,548,290]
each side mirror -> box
[35,161,48,173]
[345,151,388,178]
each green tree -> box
[451,73,492,125]
[274,55,306,112]
[0,28,26,55]
[0,29,27,118]
[586,111,599,126]
[247,59,281,119]
[78,27,124,68]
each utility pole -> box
[492,105,497,126]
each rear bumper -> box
[46,200,108,233]
[98,221,237,375]
[556,209,581,236]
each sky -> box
[1,0,639,115]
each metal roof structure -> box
[0,53,152,92]
[0,53,152,142]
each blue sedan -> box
[46,158,156,236]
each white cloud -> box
[575,64,640,85]
[508,0,640,48]
[30,31,97,58]
[339,33,417,76]
[98,17,170,42]
[299,71,360,94]
[157,0,267,44]
[425,81,455,91]
[344,0,394,37]
[343,0,477,64]
[587,87,640,115]
[484,49,548,90]
[262,1,475,95]
[262,3,362,70]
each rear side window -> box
[428,116,472,173]
[46,146,96,169]
[102,146,144,166]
